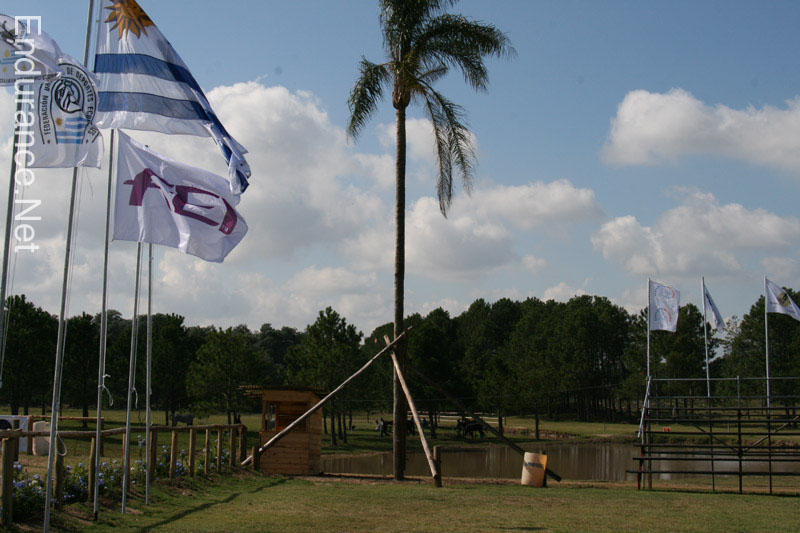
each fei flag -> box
[703,284,725,332]
[0,14,63,85]
[94,0,251,194]
[114,131,247,263]
[649,280,680,332]
[29,55,103,168]
[765,278,800,322]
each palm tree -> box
[347,0,513,480]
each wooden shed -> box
[244,386,324,475]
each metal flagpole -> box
[121,242,143,514]
[0,100,25,386]
[702,277,711,398]
[43,2,96,530]
[646,278,651,380]
[765,276,770,408]
[92,128,114,518]
[145,243,153,505]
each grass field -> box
[32,471,800,532]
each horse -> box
[171,413,194,426]
[376,418,393,436]
[456,418,484,440]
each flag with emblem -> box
[0,14,64,85]
[29,54,103,168]
[113,131,247,262]
[93,0,250,194]
[649,280,680,332]
[765,278,800,322]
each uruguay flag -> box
[93,0,250,194]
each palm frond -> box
[347,58,390,140]
[422,85,475,216]
[416,14,515,91]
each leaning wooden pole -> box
[407,363,561,482]
[241,329,411,466]
[383,335,440,485]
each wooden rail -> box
[0,422,246,525]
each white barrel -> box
[32,421,50,456]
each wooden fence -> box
[0,421,247,526]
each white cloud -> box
[522,254,547,273]
[543,282,587,302]
[343,179,601,279]
[591,190,800,276]
[603,88,800,174]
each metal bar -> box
[121,242,143,514]
[145,243,153,505]
[93,127,114,519]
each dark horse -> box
[456,418,484,440]
[171,413,194,426]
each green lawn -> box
[33,471,800,532]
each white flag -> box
[28,55,103,168]
[0,14,63,85]
[765,278,800,322]
[649,280,680,332]
[113,132,247,263]
[703,284,725,332]
[93,0,250,194]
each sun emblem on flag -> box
[778,291,791,307]
[105,0,154,39]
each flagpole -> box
[646,278,651,380]
[121,242,143,514]
[702,277,711,398]
[0,100,25,386]
[145,243,153,506]
[43,2,95,530]
[765,276,770,408]
[92,128,114,518]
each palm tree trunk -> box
[393,105,407,481]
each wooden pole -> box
[382,335,439,485]
[239,426,247,464]
[188,428,196,477]
[241,329,411,466]
[216,429,223,471]
[433,445,442,488]
[229,426,236,466]
[88,438,97,503]
[250,445,260,471]
[1,438,14,525]
[407,363,562,482]
[169,430,178,479]
[204,429,210,475]
[26,416,33,455]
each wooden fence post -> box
[1,438,14,525]
[148,430,158,478]
[250,445,259,471]
[98,418,105,457]
[433,446,442,488]
[229,427,236,466]
[169,430,178,479]
[216,428,223,471]
[27,415,33,455]
[204,429,210,475]
[188,428,196,477]
[55,450,64,508]
[88,438,97,502]
[239,426,247,465]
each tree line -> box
[2,288,799,437]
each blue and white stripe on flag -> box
[93,0,250,194]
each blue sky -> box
[2,0,800,334]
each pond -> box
[321,442,800,482]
